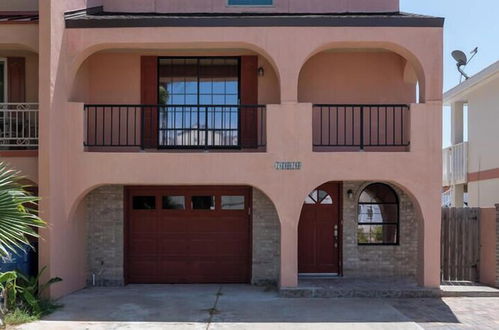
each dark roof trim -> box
[64,6,104,19]
[65,11,444,29]
[0,11,38,24]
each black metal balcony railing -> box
[313,104,410,150]
[83,104,267,149]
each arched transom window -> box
[357,183,399,245]
[304,189,333,205]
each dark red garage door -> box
[126,186,251,284]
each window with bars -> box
[357,183,399,245]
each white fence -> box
[443,142,468,186]
[0,103,39,148]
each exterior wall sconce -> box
[257,66,265,77]
[347,189,354,200]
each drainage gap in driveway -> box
[205,286,223,330]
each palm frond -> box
[0,162,45,257]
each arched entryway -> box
[298,182,342,275]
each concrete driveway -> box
[13,285,499,329]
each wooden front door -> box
[298,182,341,274]
[126,186,251,284]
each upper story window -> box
[228,0,273,6]
[158,57,239,106]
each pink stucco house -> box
[0,0,443,298]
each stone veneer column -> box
[86,185,125,286]
[252,188,281,286]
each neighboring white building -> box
[443,60,499,208]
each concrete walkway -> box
[12,285,499,329]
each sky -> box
[400,0,499,147]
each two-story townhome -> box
[0,0,443,298]
[443,61,499,208]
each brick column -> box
[496,204,499,288]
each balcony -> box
[83,104,267,151]
[443,142,468,186]
[0,103,38,150]
[312,105,410,152]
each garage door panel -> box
[157,217,187,232]
[189,239,248,256]
[127,186,251,284]
[129,215,158,233]
[128,258,158,282]
[129,238,157,255]
[157,238,190,255]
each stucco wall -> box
[299,51,416,104]
[72,51,280,105]
[0,0,38,11]
[496,204,499,288]
[342,181,419,278]
[479,208,497,287]
[468,180,499,209]
[467,75,499,208]
[252,188,280,285]
[103,0,399,14]
[1,157,38,183]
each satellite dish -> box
[452,50,468,66]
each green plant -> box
[2,307,38,325]
[0,271,18,313]
[16,266,62,315]
[0,162,45,257]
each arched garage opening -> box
[77,184,280,286]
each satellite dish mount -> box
[452,47,478,82]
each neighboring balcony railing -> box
[0,103,39,150]
[83,104,267,150]
[313,104,410,151]
[443,142,468,186]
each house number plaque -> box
[274,162,302,170]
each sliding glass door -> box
[157,57,240,148]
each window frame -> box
[157,56,242,149]
[227,0,274,7]
[357,183,400,246]
[157,56,241,106]
[0,58,7,103]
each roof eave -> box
[444,61,499,105]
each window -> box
[228,0,273,5]
[192,196,215,210]
[133,196,156,210]
[357,183,399,245]
[304,190,333,205]
[158,57,240,148]
[162,196,185,210]
[221,196,245,210]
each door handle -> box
[333,224,339,248]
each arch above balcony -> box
[68,42,282,105]
[298,42,427,104]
